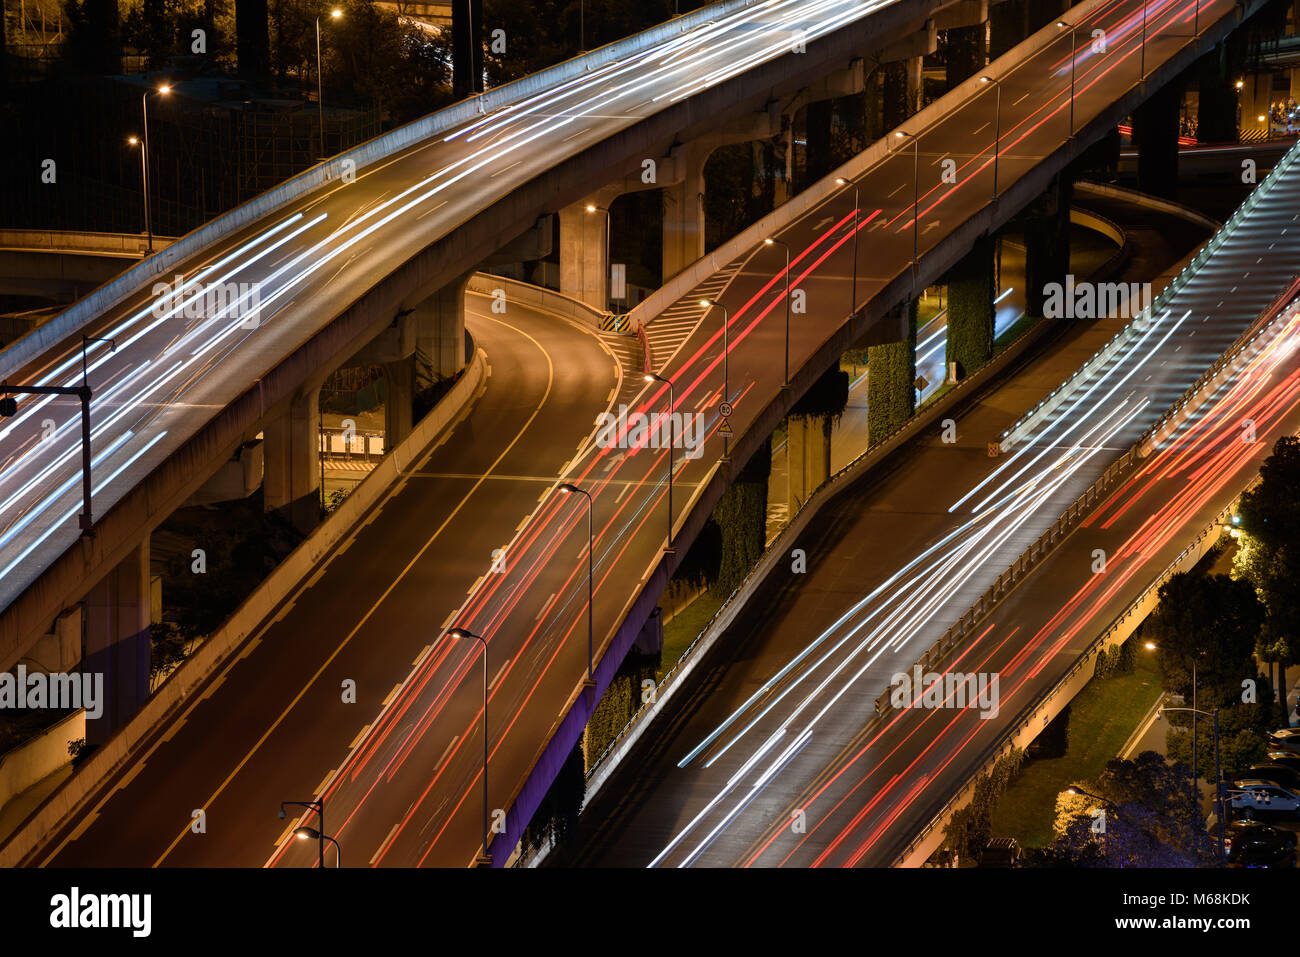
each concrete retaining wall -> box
[0,711,84,816]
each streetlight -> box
[644,372,676,553]
[834,177,860,330]
[126,137,150,252]
[697,298,730,462]
[1140,0,1147,81]
[1145,641,1199,794]
[586,203,612,311]
[316,8,343,160]
[558,483,597,690]
[894,130,919,286]
[1159,705,1224,859]
[761,240,792,388]
[448,625,492,866]
[138,84,170,253]
[1057,21,1077,139]
[293,826,342,867]
[980,76,1002,201]
[279,799,337,869]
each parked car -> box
[1248,763,1300,792]
[1224,821,1297,867]
[1230,779,1300,818]
[1267,728,1300,754]
[1264,751,1300,775]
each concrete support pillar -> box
[804,100,835,187]
[865,300,917,446]
[83,544,151,745]
[785,414,831,514]
[1024,173,1072,317]
[1196,47,1240,143]
[1134,78,1183,200]
[263,384,322,533]
[883,57,924,129]
[414,270,473,384]
[1238,73,1272,139]
[662,142,709,281]
[384,356,415,447]
[771,122,795,206]
[945,24,987,91]
[560,185,619,309]
[945,234,995,378]
[990,0,1030,60]
[864,66,887,144]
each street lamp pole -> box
[316,9,342,159]
[1058,22,1077,138]
[1162,706,1223,859]
[894,131,919,287]
[448,626,491,866]
[1146,642,1199,793]
[644,372,676,553]
[1140,0,1147,81]
[279,799,332,869]
[698,299,731,462]
[762,239,792,388]
[834,177,860,327]
[586,203,612,311]
[980,76,1002,200]
[558,484,596,690]
[139,85,170,252]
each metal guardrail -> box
[891,288,1300,866]
[999,136,1300,447]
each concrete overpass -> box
[0,0,1281,867]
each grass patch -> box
[989,652,1163,849]
[995,312,1037,351]
[658,590,725,680]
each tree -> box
[1143,571,1264,708]
[1035,752,1214,867]
[1235,435,1300,715]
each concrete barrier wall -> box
[0,711,84,815]
[0,231,176,257]
[468,273,606,328]
[0,347,487,866]
[1073,180,1222,232]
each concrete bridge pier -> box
[263,383,324,533]
[1023,171,1072,317]
[873,21,935,134]
[1134,78,1184,200]
[560,185,621,310]
[662,108,781,280]
[83,543,152,746]
[935,0,990,90]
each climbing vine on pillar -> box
[946,235,995,378]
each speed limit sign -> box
[719,402,733,418]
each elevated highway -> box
[0,0,1282,867]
